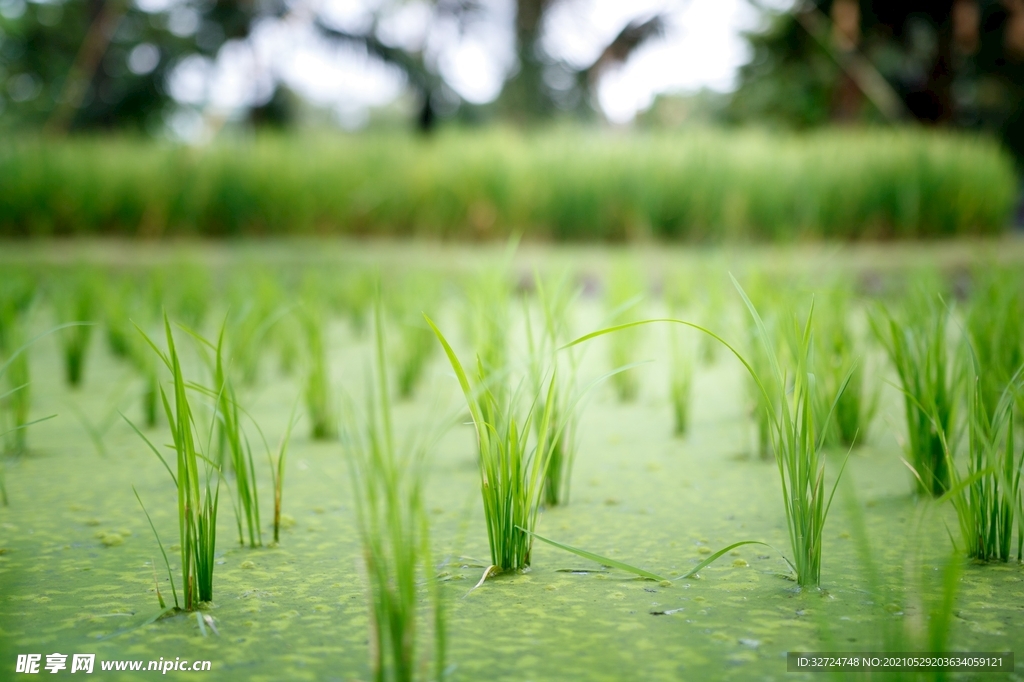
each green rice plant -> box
[461,268,511,391]
[103,276,137,361]
[186,321,298,548]
[663,275,695,436]
[300,302,336,440]
[386,274,442,400]
[0,318,71,497]
[604,262,645,403]
[743,292,780,461]
[0,130,1013,241]
[966,268,1024,422]
[812,287,877,448]
[668,326,694,437]
[0,274,40,456]
[316,268,376,337]
[525,274,580,507]
[54,270,98,387]
[225,272,289,386]
[134,348,160,429]
[872,291,959,497]
[426,315,559,573]
[0,270,36,356]
[128,315,220,611]
[102,276,163,428]
[209,326,262,548]
[269,404,297,545]
[165,264,212,332]
[565,276,853,587]
[943,355,1023,562]
[272,319,301,377]
[343,300,445,681]
[1,318,31,455]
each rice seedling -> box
[300,301,337,440]
[1,319,31,456]
[386,274,442,400]
[269,404,297,545]
[943,352,1023,562]
[54,270,98,388]
[1,275,39,455]
[872,290,959,497]
[742,279,782,461]
[811,286,876,448]
[604,262,645,403]
[663,275,695,436]
[565,276,853,587]
[165,264,212,332]
[134,350,160,429]
[668,326,694,437]
[225,273,289,386]
[102,275,164,428]
[343,300,445,681]
[208,325,262,548]
[103,276,137,362]
[272,320,301,377]
[426,315,556,573]
[461,268,511,391]
[525,274,580,506]
[128,315,220,610]
[185,317,299,548]
[966,268,1024,421]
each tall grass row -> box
[0,129,1013,240]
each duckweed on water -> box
[2,244,1023,680]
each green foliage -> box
[565,278,852,587]
[426,314,559,572]
[812,285,876,448]
[270,406,296,546]
[344,302,445,681]
[872,290,959,497]
[224,271,293,386]
[0,287,33,455]
[526,274,580,507]
[386,274,442,400]
[668,327,693,438]
[53,270,97,387]
[967,268,1024,421]
[211,326,262,549]
[945,360,1023,562]
[0,130,1013,240]
[129,316,220,611]
[742,273,787,460]
[145,264,211,333]
[461,269,511,391]
[103,276,136,361]
[300,302,336,441]
[604,263,644,403]
[738,287,852,587]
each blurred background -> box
[0,0,1022,240]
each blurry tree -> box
[0,0,289,133]
[319,1,666,130]
[730,1,1024,162]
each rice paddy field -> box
[2,238,1024,681]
